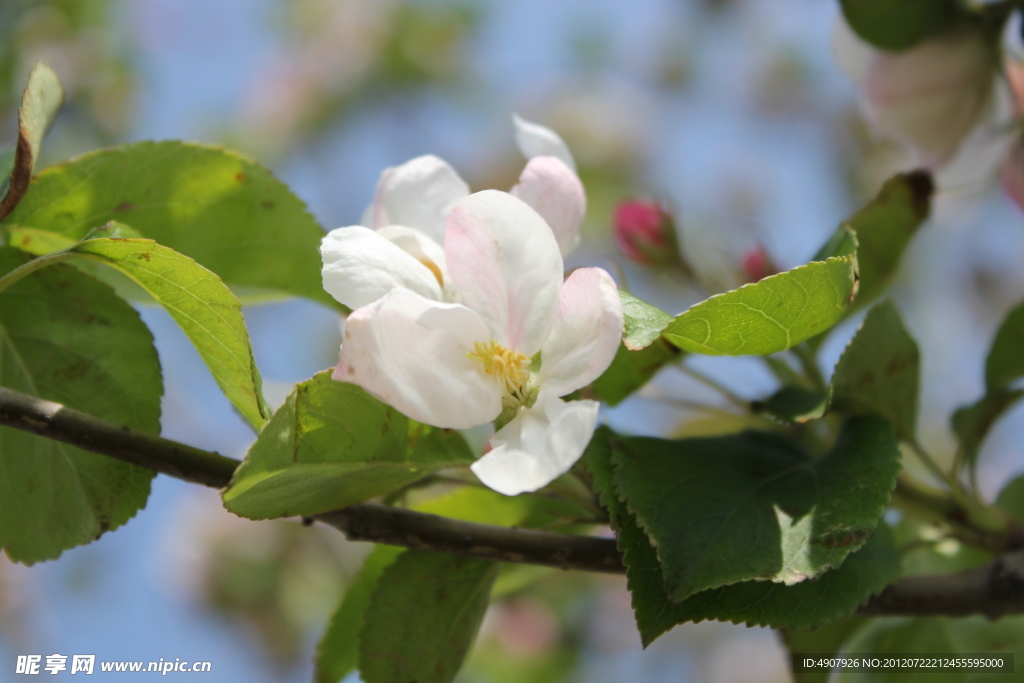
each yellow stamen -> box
[467,339,530,398]
[418,258,444,288]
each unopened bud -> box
[612,200,679,266]
[740,245,777,283]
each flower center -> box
[418,257,444,287]
[467,339,530,400]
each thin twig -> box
[905,439,1012,539]
[6,385,1024,616]
[906,438,959,492]
[676,362,748,408]
[761,355,802,387]
[791,344,827,392]
[0,386,623,573]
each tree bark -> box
[5,385,1024,617]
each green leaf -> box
[610,416,900,602]
[585,428,898,644]
[656,525,899,630]
[841,615,1024,682]
[56,234,269,428]
[995,475,1024,525]
[3,227,77,256]
[358,550,498,683]
[412,485,594,529]
[951,389,1024,475]
[752,386,829,424]
[0,64,63,222]
[813,223,858,262]
[619,290,673,351]
[782,617,868,683]
[222,371,473,519]
[846,171,933,310]
[590,339,679,406]
[985,299,1024,392]
[949,298,1024,478]
[586,427,673,646]
[0,247,162,563]
[315,545,404,683]
[662,256,857,356]
[83,222,143,240]
[839,0,966,51]
[830,301,920,440]
[1,141,335,307]
[4,226,156,303]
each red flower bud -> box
[740,245,777,283]
[612,200,679,266]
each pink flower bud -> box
[835,19,997,168]
[740,245,777,283]
[612,200,679,266]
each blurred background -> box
[2,0,1024,681]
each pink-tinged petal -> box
[539,268,623,396]
[446,190,563,355]
[370,155,470,243]
[321,226,443,309]
[470,390,599,496]
[358,202,374,228]
[510,156,586,256]
[513,114,576,171]
[335,289,501,429]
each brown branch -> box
[860,551,1024,618]
[0,386,624,574]
[0,386,238,488]
[6,384,1024,616]
[317,505,624,573]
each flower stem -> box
[792,343,827,392]
[677,362,748,409]
[906,438,959,491]
[761,355,801,387]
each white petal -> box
[445,190,563,355]
[513,114,576,172]
[860,27,995,167]
[370,155,470,243]
[934,75,1017,191]
[539,268,624,396]
[321,226,443,309]
[335,289,502,429]
[376,226,458,301]
[832,15,874,85]
[510,156,586,256]
[470,390,599,496]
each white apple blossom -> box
[833,16,999,169]
[334,190,623,496]
[320,116,586,311]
